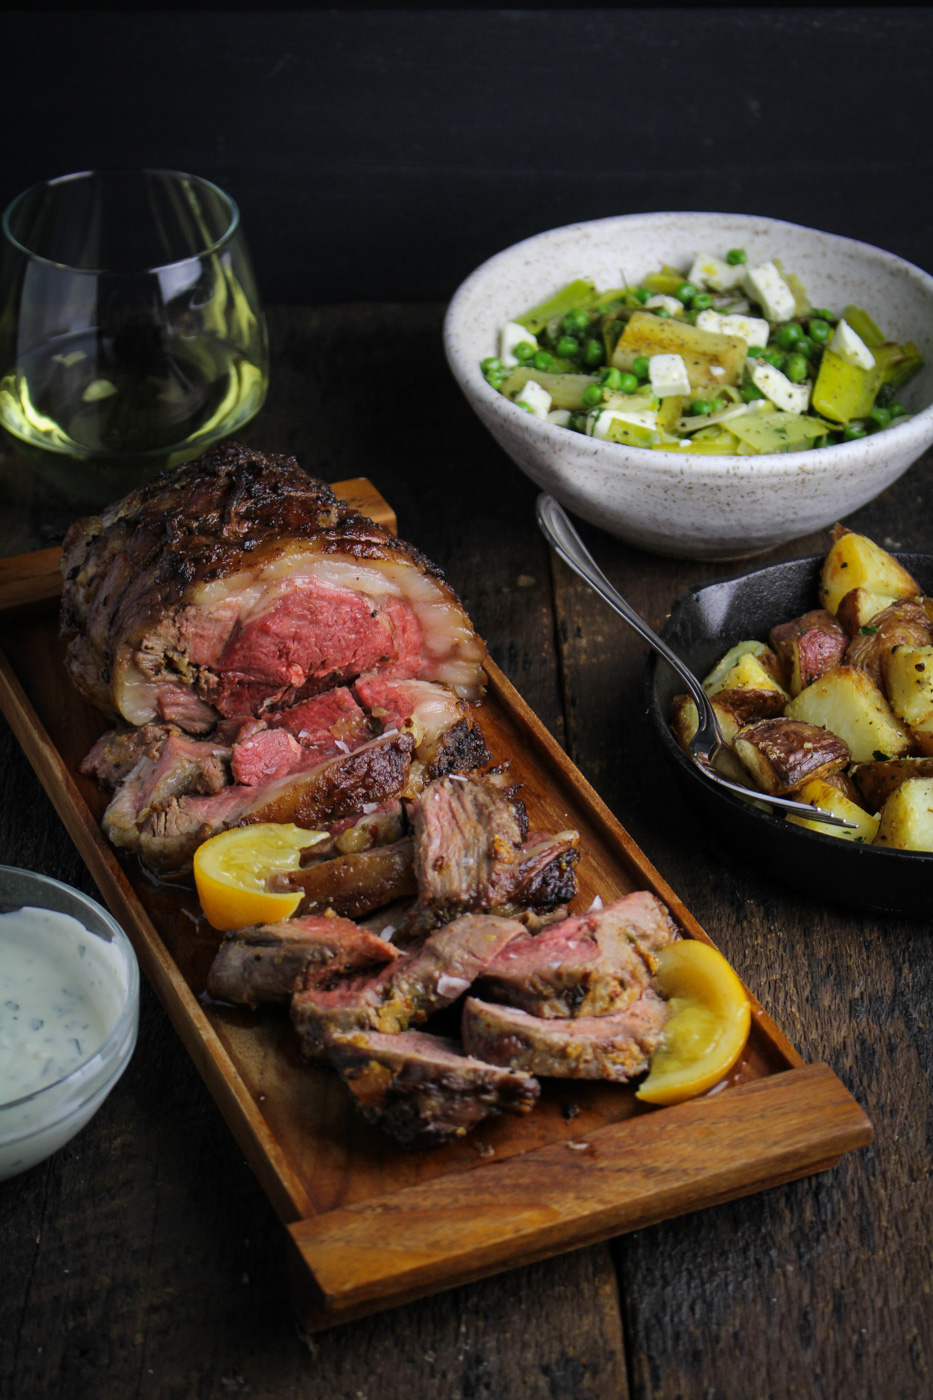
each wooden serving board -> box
[0,478,872,1330]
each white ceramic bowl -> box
[0,868,139,1181]
[444,212,933,560]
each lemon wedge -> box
[636,940,751,1106]
[193,823,325,931]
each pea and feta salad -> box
[481,250,924,454]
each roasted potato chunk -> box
[787,778,880,843]
[703,647,789,702]
[886,645,933,754]
[733,717,850,796]
[671,695,751,785]
[874,777,933,852]
[843,599,933,692]
[769,609,847,697]
[851,756,933,811]
[836,587,900,637]
[819,526,921,615]
[786,666,914,763]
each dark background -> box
[6,7,932,303]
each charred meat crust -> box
[325,1029,539,1147]
[205,916,398,1007]
[277,838,418,920]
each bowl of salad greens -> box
[444,213,933,559]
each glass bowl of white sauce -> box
[0,866,139,1180]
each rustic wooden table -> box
[1,305,931,1400]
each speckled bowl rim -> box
[444,211,933,479]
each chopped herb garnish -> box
[860,624,879,635]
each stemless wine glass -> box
[0,169,269,512]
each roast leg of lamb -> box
[475,891,681,1017]
[206,915,399,1008]
[326,1029,540,1147]
[461,991,670,1083]
[61,442,487,730]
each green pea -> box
[487,370,505,390]
[632,356,650,380]
[741,380,765,402]
[556,335,581,359]
[810,308,835,322]
[563,308,590,335]
[582,338,605,367]
[764,349,786,370]
[710,397,725,412]
[635,287,651,304]
[809,319,831,344]
[690,400,712,417]
[747,345,766,359]
[785,354,808,383]
[867,405,892,430]
[842,422,867,440]
[889,400,907,420]
[775,323,803,349]
[726,248,747,266]
[684,310,699,326]
[617,372,638,394]
[654,307,671,319]
[675,282,697,305]
[599,367,624,389]
[481,356,502,374]
[533,351,555,370]
[692,292,712,311]
[581,384,604,409]
[514,341,536,362]
[796,335,814,359]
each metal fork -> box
[536,493,855,829]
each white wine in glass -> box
[0,169,269,511]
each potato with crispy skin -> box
[769,609,848,697]
[706,644,784,700]
[786,666,914,763]
[671,695,758,785]
[874,777,933,852]
[836,587,900,637]
[733,717,850,796]
[885,645,933,754]
[843,599,933,692]
[851,756,933,811]
[787,778,880,843]
[819,525,921,614]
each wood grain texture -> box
[0,301,929,1399]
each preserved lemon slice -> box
[193,823,325,931]
[636,940,751,1106]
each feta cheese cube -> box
[696,308,770,348]
[750,360,812,414]
[547,408,572,427]
[687,253,744,292]
[648,353,692,399]
[500,321,538,368]
[644,294,683,317]
[743,261,796,323]
[587,407,659,440]
[829,318,876,371]
[514,379,552,418]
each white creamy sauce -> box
[0,907,127,1105]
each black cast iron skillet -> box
[645,552,933,919]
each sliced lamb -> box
[268,687,373,759]
[325,1029,539,1147]
[80,722,185,789]
[108,729,414,877]
[273,838,417,921]
[461,991,670,1083]
[298,802,406,860]
[290,912,524,1061]
[403,774,579,940]
[205,915,398,1008]
[475,892,681,1018]
[60,442,487,730]
[352,675,489,780]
